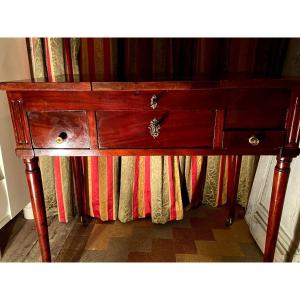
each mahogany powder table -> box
[0,79,299,262]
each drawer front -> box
[91,88,289,111]
[223,130,286,150]
[28,111,90,148]
[96,111,215,148]
[93,90,218,111]
[225,109,288,130]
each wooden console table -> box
[0,79,299,262]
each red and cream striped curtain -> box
[27,38,289,224]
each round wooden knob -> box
[248,135,260,146]
[56,132,67,144]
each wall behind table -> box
[0,38,31,228]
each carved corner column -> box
[264,155,292,262]
[23,157,51,262]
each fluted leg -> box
[70,156,88,225]
[226,155,242,226]
[24,157,51,262]
[264,156,292,262]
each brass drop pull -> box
[150,94,159,110]
[56,132,67,144]
[248,135,260,146]
[148,118,160,138]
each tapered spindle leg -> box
[264,156,292,262]
[226,155,242,226]
[24,157,51,262]
[70,156,88,225]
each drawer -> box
[28,111,90,148]
[90,87,289,111]
[93,90,218,111]
[96,111,215,148]
[21,88,290,112]
[225,109,288,130]
[223,130,286,150]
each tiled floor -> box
[0,205,263,262]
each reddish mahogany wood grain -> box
[0,82,91,91]
[70,157,87,224]
[264,156,292,262]
[96,110,215,148]
[213,110,225,148]
[28,111,90,149]
[20,88,290,112]
[92,81,219,90]
[87,111,98,149]
[33,148,282,157]
[16,149,34,158]
[216,155,227,206]
[7,92,32,149]
[1,79,300,91]
[24,157,51,262]
[220,79,300,88]
[223,130,286,150]
[226,155,242,225]
[225,109,288,130]
[93,80,300,90]
[285,89,300,147]
[1,79,300,263]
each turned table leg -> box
[24,157,51,262]
[70,156,88,225]
[264,156,292,262]
[226,155,242,226]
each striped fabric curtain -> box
[27,38,80,222]
[79,39,210,223]
[27,38,289,224]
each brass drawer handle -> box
[248,135,260,146]
[150,94,159,110]
[56,132,67,144]
[148,118,160,138]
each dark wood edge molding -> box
[219,79,300,88]
[1,79,300,92]
[0,82,91,91]
[16,149,35,159]
[92,80,300,91]
[16,147,299,159]
[31,148,283,157]
[92,81,219,90]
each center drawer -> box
[96,111,215,148]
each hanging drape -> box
[26,38,289,224]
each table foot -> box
[71,156,88,226]
[226,155,242,226]
[264,155,292,262]
[225,217,234,227]
[80,216,89,227]
[24,157,51,262]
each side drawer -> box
[96,110,215,148]
[28,111,90,148]
[225,109,288,130]
[223,130,286,150]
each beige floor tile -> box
[176,254,215,262]
[195,240,244,257]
